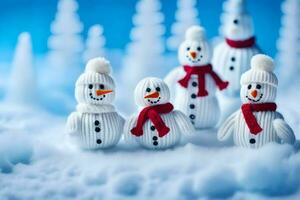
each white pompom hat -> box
[241,54,278,87]
[185,25,206,41]
[76,57,114,87]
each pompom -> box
[251,54,274,72]
[185,25,206,41]
[85,57,111,74]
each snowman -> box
[123,77,195,149]
[66,57,125,149]
[218,54,295,148]
[212,0,260,97]
[164,25,228,129]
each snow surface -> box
[0,86,300,200]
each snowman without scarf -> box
[165,25,229,129]
[66,57,125,149]
[218,54,295,148]
[123,77,195,149]
[212,0,260,97]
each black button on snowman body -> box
[150,125,159,146]
[95,119,102,144]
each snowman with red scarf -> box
[123,77,195,149]
[212,0,260,97]
[165,25,228,129]
[218,54,295,148]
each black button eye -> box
[186,47,190,51]
[197,47,201,51]
[231,57,235,62]
[146,88,151,92]
[99,84,104,89]
[247,84,252,90]
[256,84,261,89]
[156,87,160,92]
[88,84,93,89]
[233,19,239,24]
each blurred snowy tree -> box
[119,0,165,113]
[82,24,106,63]
[167,0,200,51]
[276,0,300,85]
[6,32,36,105]
[47,0,83,85]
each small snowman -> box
[123,77,195,149]
[212,0,260,97]
[218,54,295,148]
[66,57,125,149]
[165,25,228,129]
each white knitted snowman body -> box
[124,77,195,149]
[218,54,295,148]
[165,26,228,129]
[66,58,125,149]
[212,0,260,97]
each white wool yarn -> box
[241,54,278,87]
[123,77,195,149]
[85,57,111,74]
[250,54,274,72]
[66,57,124,150]
[185,25,206,41]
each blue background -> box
[0,0,282,62]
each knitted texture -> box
[212,40,260,97]
[241,103,277,135]
[178,64,229,97]
[66,57,125,150]
[131,103,174,138]
[165,25,222,129]
[225,37,256,48]
[124,77,195,149]
[217,54,295,148]
[241,55,278,87]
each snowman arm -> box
[217,111,237,141]
[123,115,138,145]
[66,112,81,135]
[173,110,195,136]
[273,118,295,145]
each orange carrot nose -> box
[96,89,113,96]
[190,51,197,59]
[251,90,258,98]
[144,91,160,99]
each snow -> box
[0,85,299,199]
[6,32,37,105]
[276,0,300,87]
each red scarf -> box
[178,64,229,97]
[225,37,255,48]
[241,103,277,135]
[131,103,174,138]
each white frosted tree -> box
[83,24,106,63]
[276,0,300,85]
[118,0,165,113]
[6,32,36,105]
[47,0,83,82]
[167,0,200,51]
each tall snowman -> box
[66,57,125,149]
[218,54,295,148]
[212,0,260,97]
[123,77,195,149]
[165,25,228,129]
